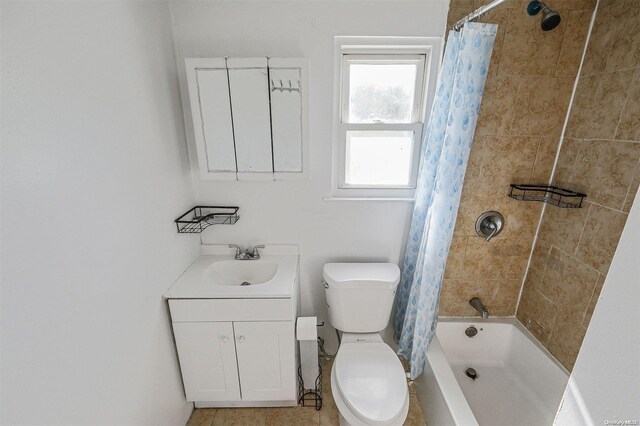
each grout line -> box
[505,77,523,133]
[528,136,545,183]
[494,6,513,78]
[477,136,488,178]
[612,73,636,141]
[565,137,640,144]
[548,240,601,276]
[544,310,559,348]
[621,158,640,211]
[514,2,600,316]
[580,272,603,326]
[580,68,636,77]
[491,15,508,75]
[536,280,556,306]
[549,63,593,182]
[515,180,548,315]
[551,8,570,77]
[581,65,640,78]
[587,199,630,214]
[574,202,593,256]
[536,245,551,291]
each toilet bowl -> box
[331,334,409,426]
[322,263,409,426]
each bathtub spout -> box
[470,297,489,319]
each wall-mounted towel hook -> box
[271,78,301,93]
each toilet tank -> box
[323,263,401,333]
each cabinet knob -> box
[238,335,245,343]
[221,336,229,343]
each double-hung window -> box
[332,37,441,199]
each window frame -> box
[331,36,442,200]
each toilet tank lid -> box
[322,263,400,288]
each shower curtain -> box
[394,22,497,379]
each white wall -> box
[170,0,449,349]
[1,2,199,424]
[554,194,640,422]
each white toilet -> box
[323,263,409,426]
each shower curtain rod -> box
[452,0,508,31]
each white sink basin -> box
[163,245,298,299]
[204,260,278,286]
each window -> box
[332,37,441,199]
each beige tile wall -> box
[517,0,640,371]
[441,0,595,316]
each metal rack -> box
[508,184,586,208]
[174,206,239,233]
[297,364,322,410]
[271,79,301,93]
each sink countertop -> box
[163,245,299,299]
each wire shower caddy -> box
[508,184,586,208]
[174,206,239,233]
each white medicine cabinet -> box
[185,57,309,181]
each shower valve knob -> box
[475,211,505,242]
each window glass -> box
[347,63,417,124]
[345,130,414,186]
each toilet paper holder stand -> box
[297,364,323,410]
[297,320,326,410]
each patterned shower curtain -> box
[394,22,497,379]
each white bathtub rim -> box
[437,316,569,376]
[426,334,479,426]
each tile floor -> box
[186,358,426,426]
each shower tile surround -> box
[441,0,596,317]
[444,0,638,372]
[517,0,640,371]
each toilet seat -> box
[331,342,409,425]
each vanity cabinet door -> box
[233,321,296,401]
[172,322,241,402]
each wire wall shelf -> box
[174,206,239,233]
[508,184,586,208]
[297,364,322,410]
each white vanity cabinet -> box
[172,321,241,402]
[233,321,296,401]
[184,57,309,181]
[172,318,295,404]
[168,296,298,407]
[165,248,300,407]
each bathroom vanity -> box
[164,245,299,408]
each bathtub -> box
[415,318,568,426]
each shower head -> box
[527,0,562,31]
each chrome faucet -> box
[469,297,489,319]
[228,244,265,260]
